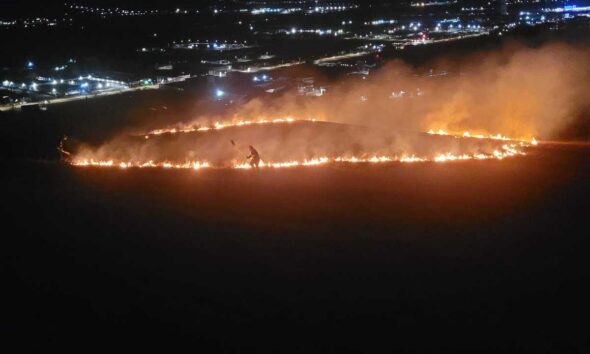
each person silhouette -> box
[246,145,261,168]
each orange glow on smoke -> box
[144,117,317,137]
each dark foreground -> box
[2,145,590,352]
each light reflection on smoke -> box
[68,43,589,169]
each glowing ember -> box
[69,117,538,171]
[144,117,318,137]
[427,128,535,144]
[234,157,331,169]
[72,159,211,170]
[70,143,527,170]
[399,155,427,163]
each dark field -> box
[2,143,590,352]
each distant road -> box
[313,51,372,64]
[0,84,160,112]
[232,60,305,73]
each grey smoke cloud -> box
[73,41,590,164]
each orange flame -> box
[72,160,211,170]
[144,117,318,137]
[427,128,535,144]
[71,143,527,170]
[69,118,539,171]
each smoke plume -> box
[72,42,590,165]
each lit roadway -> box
[313,51,373,64]
[0,84,159,112]
[232,60,305,73]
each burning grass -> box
[69,119,533,170]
